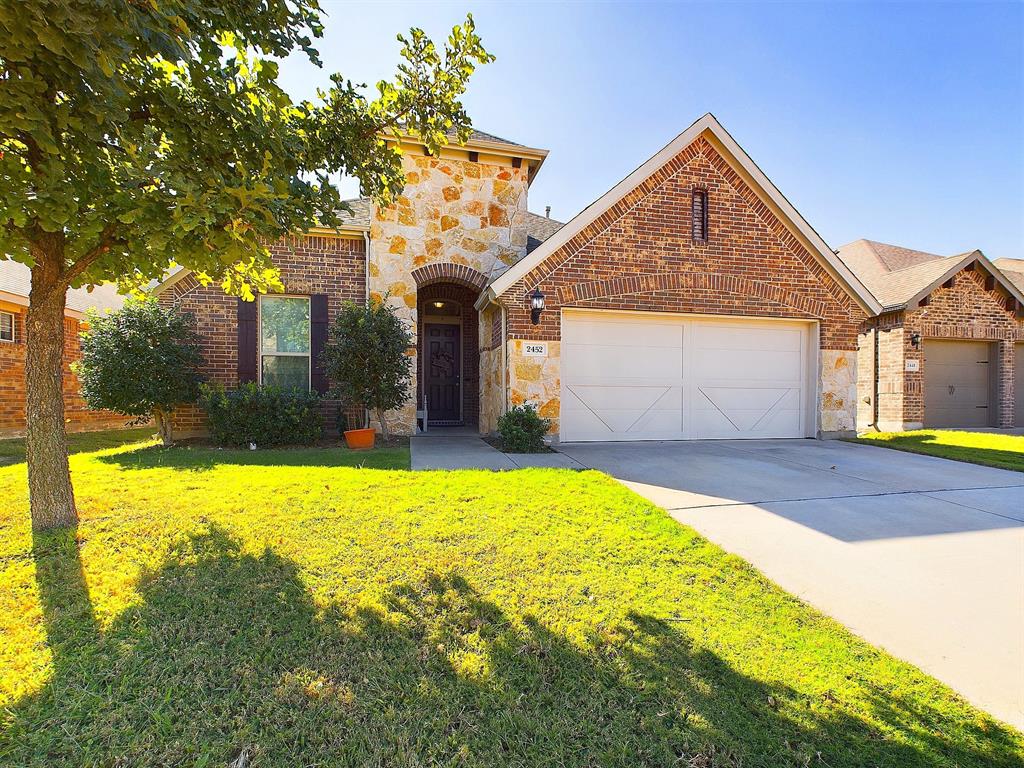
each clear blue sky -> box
[277,1,1024,261]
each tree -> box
[74,297,201,446]
[321,299,412,442]
[0,2,493,529]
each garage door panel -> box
[692,348,803,382]
[696,323,803,352]
[564,342,682,380]
[562,318,681,347]
[560,311,811,442]
[924,340,992,428]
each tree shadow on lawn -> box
[6,527,1020,768]
[96,442,410,472]
[857,432,1024,473]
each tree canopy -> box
[0,0,493,296]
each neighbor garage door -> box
[923,340,993,428]
[560,310,814,442]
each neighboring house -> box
[837,240,1024,431]
[0,260,128,437]
[155,114,883,441]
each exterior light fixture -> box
[432,301,445,309]
[529,288,545,325]
[909,332,921,349]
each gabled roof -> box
[993,258,1024,294]
[481,113,883,315]
[0,259,126,318]
[837,240,1024,311]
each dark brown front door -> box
[425,323,461,423]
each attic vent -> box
[692,188,709,243]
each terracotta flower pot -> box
[344,427,376,450]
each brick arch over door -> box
[411,263,488,291]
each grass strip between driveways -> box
[851,429,1024,472]
[0,429,1020,767]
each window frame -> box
[691,187,709,244]
[257,294,312,391]
[0,310,14,343]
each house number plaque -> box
[523,342,547,357]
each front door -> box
[425,323,461,423]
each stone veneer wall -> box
[369,151,530,434]
[478,304,504,434]
[496,134,867,438]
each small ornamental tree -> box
[1,2,492,529]
[75,297,201,446]
[321,299,412,441]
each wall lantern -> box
[909,332,921,349]
[529,288,545,325]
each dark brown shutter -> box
[310,294,329,395]
[237,298,258,384]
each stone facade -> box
[857,267,1023,431]
[0,305,129,438]
[368,148,530,434]
[494,135,868,438]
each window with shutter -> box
[692,188,709,243]
[259,295,311,390]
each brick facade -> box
[496,135,867,436]
[157,234,366,437]
[0,306,129,438]
[858,267,1023,431]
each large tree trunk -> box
[154,409,173,446]
[26,249,78,531]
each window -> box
[0,311,13,343]
[259,295,310,390]
[692,188,709,243]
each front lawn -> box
[0,432,1020,766]
[852,429,1024,472]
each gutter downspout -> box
[501,303,509,414]
[871,317,880,431]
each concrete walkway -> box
[410,431,584,470]
[557,438,1024,730]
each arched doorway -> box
[417,282,480,429]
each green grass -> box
[0,431,1020,767]
[852,429,1024,472]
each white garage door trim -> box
[560,308,818,442]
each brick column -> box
[998,339,1015,428]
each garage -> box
[560,310,814,442]
[923,340,994,428]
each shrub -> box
[320,299,412,440]
[74,297,202,445]
[497,403,551,453]
[199,383,322,448]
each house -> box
[837,241,1024,431]
[156,114,886,441]
[0,260,128,437]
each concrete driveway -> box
[556,438,1024,729]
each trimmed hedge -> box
[199,383,322,448]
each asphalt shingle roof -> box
[0,259,126,314]
[993,258,1024,294]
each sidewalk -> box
[410,430,583,470]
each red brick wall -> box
[871,267,1023,429]
[0,308,130,438]
[157,234,366,436]
[499,135,866,352]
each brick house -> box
[155,114,889,441]
[838,240,1024,430]
[0,260,128,437]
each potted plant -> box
[322,298,413,448]
[339,400,375,450]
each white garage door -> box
[560,310,814,442]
